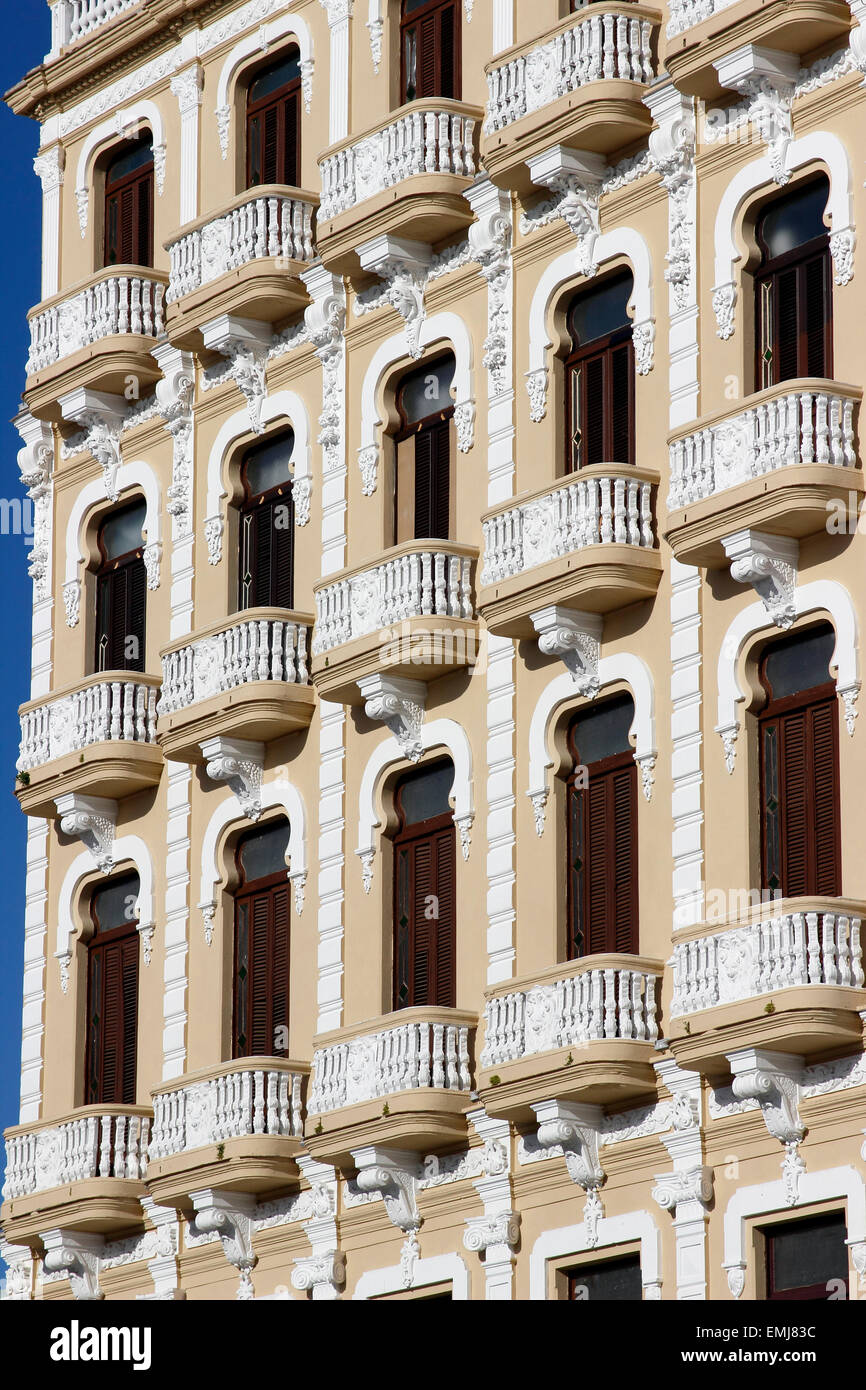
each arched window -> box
[94,501,147,674]
[84,872,140,1106]
[246,50,302,189]
[400,0,460,104]
[104,135,154,268]
[564,270,634,473]
[393,761,456,1009]
[757,623,840,897]
[394,353,456,543]
[237,432,295,611]
[566,695,638,958]
[233,820,291,1058]
[755,176,832,390]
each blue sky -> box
[0,6,49,1163]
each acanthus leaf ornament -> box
[532,1100,606,1226]
[722,530,798,629]
[466,181,513,397]
[712,281,737,340]
[714,47,799,186]
[302,265,346,475]
[358,674,427,764]
[525,367,549,422]
[526,146,606,280]
[646,88,696,314]
[359,235,433,359]
[190,1191,257,1301]
[153,344,196,524]
[41,1231,104,1302]
[358,445,379,497]
[352,1148,422,1263]
[200,317,271,436]
[63,580,81,628]
[204,516,224,566]
[58,388,127,503]
[55,793,118,875]
[200,736,265,821]
[728,1049,805,1199]
[292,474,312,527]
[531,606,602,692]
[15,411,54,602]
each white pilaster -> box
[33,144,64,300]
[170,63,204,226]
[320,1,353,144]
[162,763,191,1079]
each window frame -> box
[84,874,140,1107]
[564,299,635,473]
[245,48,302,190]
[399,0,462,104]
[93,504,147,675]
[753,184,833,391]
[392,765,457,1011]
[103,137,154,270]
[236,437,296,612]
[232,824,292,1060]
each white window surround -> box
[712,131,854,333]
[527,655,657,809]
[526,228,655,403]
[358,311,475,494]
[74,102,167,237]
[64,461,162,589]
[715,581,860,766]
[529,1210,662,1300]
[353,1251,470,1300]
[722,1165,866,1298]
[56,836,156,965]
[214,12,315,157]
[356,718,474,875]
[204,392,313,561]
[198,778,308,920]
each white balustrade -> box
[3,1110,150,1200]
[320,106,477,221]
[666,0,736,37]
[49,0,141,49]
[18,678,159,774]
[309,1018,473,1114]
[482,964,660,1067]
[313,547,475,656]
[158,614,311,717]
[668,385,859,510]
[167,193,316,304]
[150,1065,305,1159]
[481,470,654,586]
[671,910,865,1017]
[27,273,166,374]
[485,8,654,135]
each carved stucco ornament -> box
[199,736,265,821]
[722,530,798,629]
[358,674,427,764]
[728,1048,806,1206]
[190,1190,257,1301]
[532,1100,605,1245]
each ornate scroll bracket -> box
[531,605,602,692]
[41,1229,104,1301]
[533,1099,605,1245]
[358,674,427,764]
[302,265,346,474]
[358,234,433,359]
[526,145,606,279]
[352,1147,421,1287]
[292,1250,346,1297]
[153,342,195,523]
[201,315,272,435]
[728,1048,805,1205]
[15,410,54,601]
[56,793,118,875]
[652,1166,714,1214]
[467,180,513,396]
[722,529,798,629]
[646,87,696,314]
[199,736,265,821]
[190,1190,257,1301]
[58,387,126,502]
[463,1211,520,1256]
[714,45,798,186]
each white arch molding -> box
[198,779,309,945]
[525,228,655,422]
[204,391,313,564]
[527,654,658,832]
[529,1209,663,1300]
[357,311,476,496]
[56,837,156,991]
[712,131,854,338]
[356,718,474,891]
[716,581,860,772]
[214,12,315,157]
[75,102,167,237]
[353,1251,470,1300]
[63,461,163,628]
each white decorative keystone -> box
[532,1099,605,1246]
[728,1047,805,1206]
[190,1189,257,1301]
[58,387,126,501]
[201,315,272,434]
[531,606,602,692]
[358,234,433,359]
[55,793,118,874]
[41,1229,104,1301]
[358,674,427,763]
[722,529,798,629]
[199,737,265,821]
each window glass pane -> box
[399,355,456,425]
[99,502,146,560]
[569,695,635,766]
[403,0,433,12]
[758,178,829,259]
[762,623,835,700]
[106,137,153,185]
[249,52,301,103]
[242,432,294,496]
[766,1212,847,1291]
[92,873,140,932]
[397,761,454,825]
[568,271,633,348]
[568,1255,642,1300]
[238,820,290,883]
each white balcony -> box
[50,0,142,50]
[479,465,661,636]
[27,268,166,376]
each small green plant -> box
[79,753,85,763]
[216,1142,225,1161]
[382,1102,390,1117]
[16,771,30,786]
[683,1020,691,1035]
[764,1000,776,1014]
[564,1052,574,1066]
[489,1074,501,1087]
[314,1121,323,1134]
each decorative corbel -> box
[466,179,513,395]
[652,1166,714,1213]
[199,737,265,821]
[358,234,433,358]
[728,1048,805,1206]
[531,605,601,692]
[463,1212,520,1257]
[292,1156,344,1299]
[526,146,606,279]
[645,86,696,314]
[41,1229,104,1301]
[722,530,798,629]
[58,387,126,501]
[302,264,346,474]
[358,674,427,763]
[532,1100,605,1245]
[142,541,162,590]
[714,45,798,185]
[352,1147,422,1288]
[15,410,54,600]
[153,342,195,523]
[55,793,117,874]
[139,1197,182,1301]
[190,1190,257,1301]
[201,316,272,435]
[200,901,216,947]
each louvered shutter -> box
[234,882,291,1059]
[583,354,606,466]
[247,114,262,186]
[394,822,457,1009]
[804,252,829,378]
[611,765,638,953]
[810,699,840,893]
[610,342,633,464]
[762,694,840,897]
[439,4,457,99]
[780,709,808,896]
[411,837,433,1006]
[569,759,639,959]
[418,15,437,98]
[120,937,138,1103]
[270,883,290,1050]
[414,421,450,540]
[585,777,609,954]
[773,268,800,383]
[262,105,279,185]
[433,827,456,1006]
[282,90,300,186]
[395,846,412,1008]
[272,494,295,609]
[126,557,146,672]
[135,171,152,267]
[251,505,273,609]
[249,891,271,1055]
[86,932,138,1105]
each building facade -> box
[2,0,866,1302]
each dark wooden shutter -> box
[804,252,829,378]
[282,90,300,186]
[262,104,279,185]
[401,0,461,102]
[96,555,146,673]
[246,65,302,190]
[567,755,639,958]
[566,333,634,471]
[394,822,456,1009]
[240,490,295,610]
[439,4,457,98]
[584,354,606,467]
[234,881,290,1058]
[610,343,633,465]
[85,931,138,1106]
[104,164,153,267]
[775,268,799,383]
[760,691,840,896]
[414,419,450,540]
